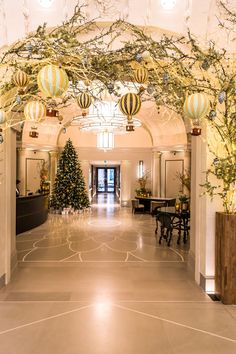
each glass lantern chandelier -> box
[97,131,114,150]
[72,101,141,133]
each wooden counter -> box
[16,194,48,235]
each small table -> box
[155,206,190,244]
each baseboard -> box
[200,273,215,293]
[11,251,18,274]
[187,250,195,278]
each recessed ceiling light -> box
[38,0,54,8]
[161,0,177,10]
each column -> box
[49,150,58,193]
[183,149,191,195]
[190,128,221,292]
[0,129,17,284]
[0,129,5,286]
[17,147,27,196]
[152,150,162,196]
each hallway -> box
[0,204,236,353]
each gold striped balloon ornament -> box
[183,93,210,136]
[183,93,210,120]
[24,101,46,122]
[12,70,28,88]
[119,92,141,122]
[77,92,92,116]
[0,110,6,125]
[134,67,148,84]
[37,64,69,98]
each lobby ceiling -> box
[0,0,234,49]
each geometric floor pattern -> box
[16,203,187,264]
[0,194,236,353]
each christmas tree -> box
[50,139,90,210]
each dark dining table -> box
[135,196,176,212]
[155,206,190,244]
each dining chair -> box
[155,212,173,246]
[150,201,167,215]
[131,199,145,214]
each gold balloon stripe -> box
[134,68,148,84]
[37,65,69,98]
[12,70,28,87]
[119,93,141,119]
[0,110,6,125]
[77,92,92,109]
[184,93,210,120]
[24,101,46,122]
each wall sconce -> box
[138,160,144,178]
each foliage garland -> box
[0,1,236,212]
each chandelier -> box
[97,131,114,150]
[71,101,141,132]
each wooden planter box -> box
[215,212,236,304]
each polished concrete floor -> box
[0,194,236,353]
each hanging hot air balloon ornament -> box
[24,101,46,122]
[12,70,28,89]
[0,109,6,126]
[119,92,141,126]
[134,67,148,84]
[37,64,69,98]
[46,107,59,117]
[126,122,135,132]
[76,92,92,116]
[183,92,210,136]
[29,126,39,138]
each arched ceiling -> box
[22,98,188,150]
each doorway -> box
[96,168,116,193]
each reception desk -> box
[16,194,48,235]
